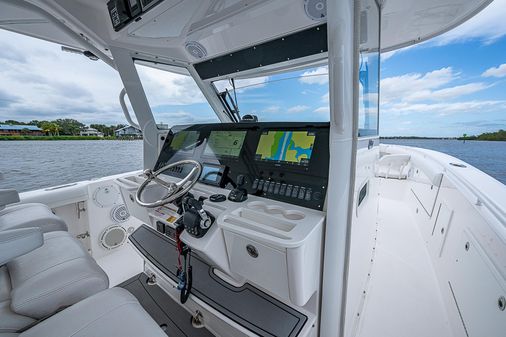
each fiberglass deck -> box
[356,181,453,337]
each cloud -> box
[382,100,506,116]
[380,67,489,106]
[482,63,506,78]
[314,106,329,114]
[262,105,281,113]
[0,29,220,126]
[453,119,506,129]
[0,43,27,63]
[213,76,269,93]
[136,64,206,106]
[299,66,328,85]
[287,105,310,113]
[381,67,454,103]
[434,0,506,45]
[0,89,19,108]
[151,111,218,125]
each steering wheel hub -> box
[135,160,202,208]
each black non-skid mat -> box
[119,274,215,337]
[129,224,307,337]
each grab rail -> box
[119,88,141,130]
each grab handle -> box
[119,88,141,130]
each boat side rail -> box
[380,144,506,234]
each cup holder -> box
[247,202,305,220]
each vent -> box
[185,41,207,59]
[111,204,130,223]
[304,0,327,21]
[100,225,127,250]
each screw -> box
[498,296,506,311]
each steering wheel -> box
[135,160,202,208]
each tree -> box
[3,120,25,125]
[54,119,84,135]
[40,122,53,136]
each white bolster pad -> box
[0,228,43,265]
[0,190,20,210]
[7,231,109,318]
[21,288,166,337]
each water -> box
[0,139,504,192]
[382,139,506,185]
[0,140,143,192]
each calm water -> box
[382,139,506,185]
[0,139,504,192]
[0,140,143,192]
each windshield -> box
[212,64,330,122]
[212,59,380,137]
[135,62,219,128]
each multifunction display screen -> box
[255,131,315,166]
[169,131,199,153]
[204,131,247,158]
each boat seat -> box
[0,189,67,233]
[0,230,109,332]
[0,287,166,337]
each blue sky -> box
[1,0,505,137]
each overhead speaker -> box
[185,41,207,59]
[304,0,327,21]
[100,225,127,250]
[111,204,130,223]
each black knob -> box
[236,174,246,187]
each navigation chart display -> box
[255,131,315,166]
[169,131,199,152]
[204,131,247,157]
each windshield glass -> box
[212,64,330,122]
[135,62,219,128]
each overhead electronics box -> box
[107,0,163,31]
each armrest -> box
[0,228,43,265]
[0,189,20,209]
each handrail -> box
[119,88,141,130]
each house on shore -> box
[80,127,104,137]
[0,124,43,136]
[114,125,142,138]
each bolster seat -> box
[0,288,166,337]
[6,231,109,319]
[0,203,67,233]
[0,231,109,332]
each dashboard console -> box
[155,122,330,210]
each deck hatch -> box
[129,224,308,337]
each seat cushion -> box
[7,231,109,318]
[0,267,34,333]
[20,288,166,337]
[0,203,67,233]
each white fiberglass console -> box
[117,122,329,310]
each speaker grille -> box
[185,41,207,59]
[111,204,130,223]
[100,225,127,250]
[304,0,327,21]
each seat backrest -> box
[0,189,20,211]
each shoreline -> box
[0,135,141,141]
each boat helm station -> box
[0,1,504,337]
